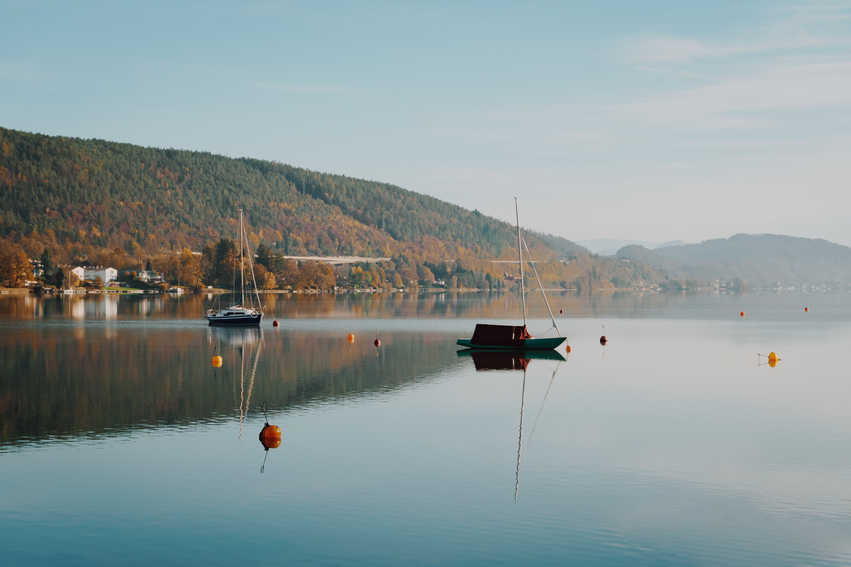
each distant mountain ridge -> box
[578,238,686,256]
[617,234,851,286]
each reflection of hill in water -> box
[6,290,851,323]
[0,327,458,447]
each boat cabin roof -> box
[471,324,531,345]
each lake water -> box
[2,292,851,565]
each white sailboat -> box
[207,209,264,327]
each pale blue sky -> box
[3,1,850,244]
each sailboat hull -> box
[456,337,565,350]
[208,314,262,327]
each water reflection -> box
[0,325,458,448]
[457,349,565,370]
[209,326,262,347]
[515,369,528,504]
[457,349,565,503]
[4,301,851,564]
[4,290,851,322]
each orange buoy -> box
[599,335,607,345]
[211,355,223,368]
[565,344,571,353]
[273,320,279,327]
[374,338,381,347]
[259,423,282,450]
[739,311,745,318]
[347,333,355,343]
[767,351,778,364]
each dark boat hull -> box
[456,336,565,350]
[208,314,262,327]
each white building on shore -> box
[137,269,163,284]
[71,266,118,285]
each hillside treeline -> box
[0,126,659,290]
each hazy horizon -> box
[3,1,849,246]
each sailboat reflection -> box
[456,348,565,370]
[208,326,262,347]
[212,327,282,472]
[209,327,264,439]
[457,348,565,502]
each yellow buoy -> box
[211,355,223,368]
[768,351,778,364]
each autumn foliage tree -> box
[0,239,32,287]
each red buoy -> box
[599,335,607,345]
[374,338,381,347]
[259,423,282,450]
[804,307,808,312]
[739,311,745,318]
[565,344,571,353]
[272,320,279,327]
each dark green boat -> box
[456,324,565,351]
[457,198,567,353]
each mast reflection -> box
[208,327,264,438]
[456,348,565,502]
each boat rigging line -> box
[521,236,561,336]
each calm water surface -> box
[2,292,850,565]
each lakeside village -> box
[1,241,843,297]
[0,243,523,296]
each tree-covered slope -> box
[0,126,672,290]
[0,126,585,263]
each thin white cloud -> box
[622,1,851,64]
[624,34,847,64]
[782,0,851,22]
[618,59,851,128]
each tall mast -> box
[242,215,263,313]
[515,197,527,326]
[239,208,245,306]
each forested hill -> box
[617,234,851,287]
[0,126,585,262]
